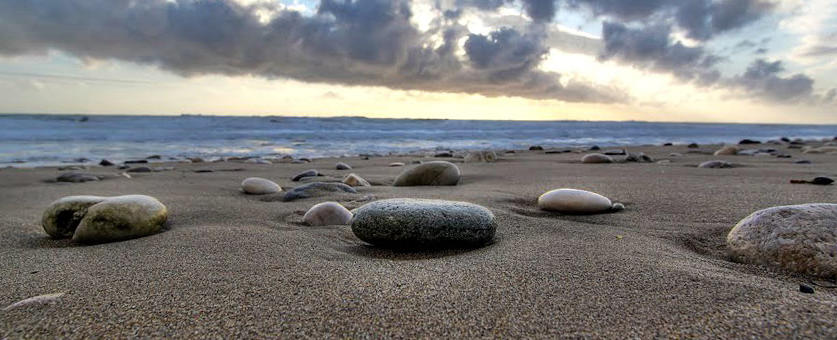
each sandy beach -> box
[1,143,836,338]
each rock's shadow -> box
[341,240,498,261]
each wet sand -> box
[1,144,836,338]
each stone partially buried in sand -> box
[713,146,739,156]
[241,177,281,195]
[292,169,320,182]
[393,161,460,186]
[336,162,352,170]
[282,182,357,201]
[581,153,613,164]
[537,189,616,214]
[727,204,837,278]
[72,195,168,244]
[303,202,353,226]
[56,172,101,183]
[342,173,371,187]
[42,195,107,238]
[698,160,733,168]
[351,198,496,247]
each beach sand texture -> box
[1,144,836,338]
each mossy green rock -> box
[41,196,107,238]
[351,198,496,248]
[71,195,168,244]
[393,161,460,186]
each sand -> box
[1,144,836,338]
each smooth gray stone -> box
[393,161,460,186]
[351,198,496,248]
[126,166,153,173]
[336,162,352,170]
[292,169,320,181]
[282,182,357,201]
[56,172,101,183]
[41,196,108,238]
[698,160,733,168]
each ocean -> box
[1,114,835,167]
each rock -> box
[612,202,626,211]
[146,155,162,160]
[688,143,699,148]
[99,159,114,166]
[56,172,101,183]
[389,162,405,167]
[245,158,272,165]
[393,161,461,186]
[656,160,671,164]
[739,139,761,145]
[342,173,371,187]
[537,189,616,214]
[698,160,733,168]
[529,146,544,151]
[434,152,453,158]
[800,284,815,294]
[788,145,803,149]
[124,160,148,164]
[796,177,837,185]
[72,195,167,244]
[299,158,312,163]
[780,137,791,142]
[58,166,86,171]
[42,196,107,238]
[794,160,812,164]
[241,177,282,195]
[663,143,673,146]
[625,152,653,163]
[713,146,739,156]
[464,151,498,163]
[187,157,205,163]
[336,162,352,170]
[292,169,320,182]
[545,149,572,154]
[351,198,496,247]
[776,154,791,158]
[803,146,837,154]
[126,166,153,173]
[727,204,837,278]
[603,149,626,156]
[303,202,353,226]
[282,182,357,202]
[669,153,683,157]
[581,153,613,164]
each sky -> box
[0,0,835,123]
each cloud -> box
[0,0,624,103]
[599,22,721,84]
[730,59,814,102]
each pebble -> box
[124,160,148,164]
[464,151,498,163]
[537,188,617,214]
[393,161,461,186]
[56,172,101,183]
[434,152,453,158]
[581,153,614,164]
[713,146,739,156]
[727,204,837,277]
[589,145,601,151]
[336,162,352,170]
[99,159,114,166]
[351,198,496,247]
[72,195,168,244]
[794,160,812,164]
[529,146,544,151]
[687,143,699,148]
[303,202,353,226]
[603,149,626,156]
[126,166,153,173]
[698,160,733,168]
[342,173,371,187]
[803,146,837,154]
[389,162,405,167]
[292,169,320,182]
[739,139,761,145]
[241,177,282,195]
[245,158,272,165]
[800,284,815,294]
[282,182,357,202]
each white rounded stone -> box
[727,204,837,278]
[713,146,738,156]
[342,173,371,187]
[241,177,281,195]
[303,202,353,226]
[537,189,614,213]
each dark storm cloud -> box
[599,22,721,84]
[731,59,814,102]
[0,0,625,103]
